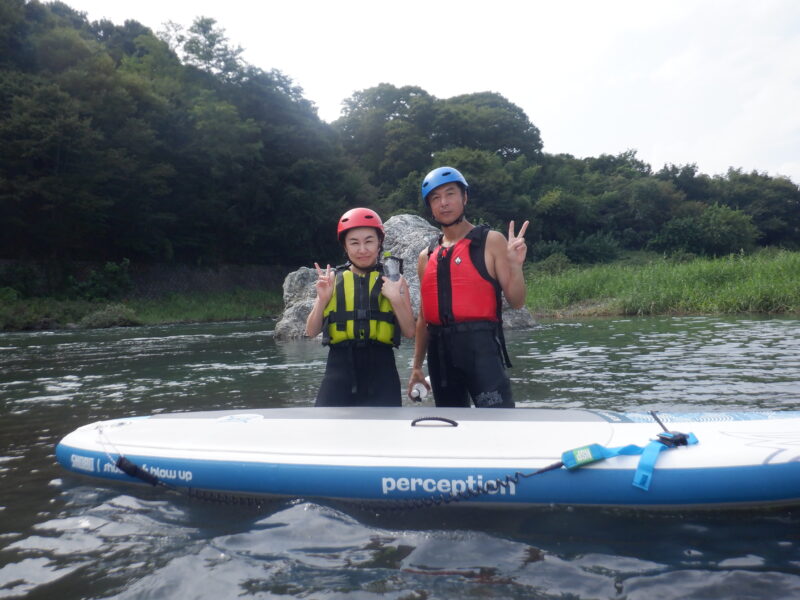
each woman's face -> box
[343,227,380,271]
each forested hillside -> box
[1,0,373,268]
[2,0,799,286]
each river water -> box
[2,316,800,599]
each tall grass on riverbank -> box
[0,289,284,331]
[4,252,799,331]
[128,289,284,325]
[0,296,99,331]
[527,250,800,317]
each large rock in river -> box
[273,214,536,340]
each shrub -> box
[0,287,20,302]
[533,252,573,275]
[530,240,567,262]
[649,204,759,256]
[68,259,133,300]
[666,250,697,263]
[0,263,47,297]
[77,303,141,329]
[565,232,620,264]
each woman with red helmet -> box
[305,208,415,406]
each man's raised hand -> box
[507,220,529,266]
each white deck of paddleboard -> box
[59,407,800,471]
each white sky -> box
[64,0,800,184]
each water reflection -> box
[512,316,800,411]
[2,316,800,599]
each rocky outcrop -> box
[273,267,319,340]
[380,214,440,315]
[273,214,536,340]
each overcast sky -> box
[64,0,800,184]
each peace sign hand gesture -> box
[507,220,529,267]
[313,262,335,305]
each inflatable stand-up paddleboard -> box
[56,407,800,509]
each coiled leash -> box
[393,410,699,509]
[101,411,699,509]
[96,424,269,507]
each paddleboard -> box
[55,407,800,509]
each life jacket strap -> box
[323,267,399,348]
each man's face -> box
[427,183,466,222]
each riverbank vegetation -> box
[2,251,798,331]
[128,290,283,325]
[527,249,800,318]
[0,289,283,331]
[0,259,284,330]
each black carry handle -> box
[411,416,458,427]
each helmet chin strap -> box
[434,214,465,228]
[344,253,382,273]
[433,203,466,228]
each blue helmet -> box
[421,166,468,203]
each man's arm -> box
[408,250,430,395]
[487,220,529,310]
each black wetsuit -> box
[426,322,513,408]
[315,343,402,407]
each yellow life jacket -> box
[323,268,399,347]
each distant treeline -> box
[2,0,799,281]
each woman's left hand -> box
[380,275,407,301]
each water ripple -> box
[2,317,800,598]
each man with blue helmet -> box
[408,167,529,407]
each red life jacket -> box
[421,225,501,326]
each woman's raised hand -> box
[314,263,335,304]
[380,275,407,301]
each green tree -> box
[656,163,715,203]
[334,83,435,189]
[585,149,652,178]
[531,188,591,243]
[715,168,800,248]
[433,92,543,160]
[619,178,685,248]
[0,0,26,69]
[0,75,107,259]
[650,203,759,256]
[159,17,245,82]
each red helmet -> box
[337,208,384,242]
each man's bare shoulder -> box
[485,229,507,251]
